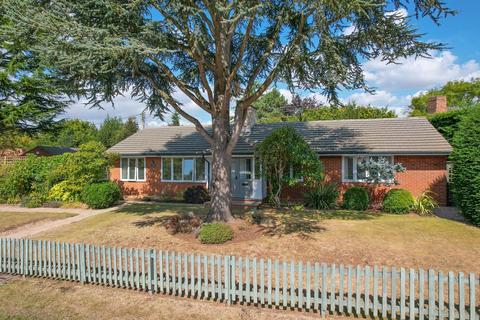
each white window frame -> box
[161,156,208,182]
[342,155,394,183]
[120,157,146,182]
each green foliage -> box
[245,209,265,225]
[169,112,180,126]
[0,141,111,205]
[81,181,121,209]
[428,109,469,143]
[382,189,414,214]
[256,126,323,206]
[0,10,68,136]
[450,107,480,226]
[413,191,438,216]
[35,119,98,148]
[410,79,480,115]
[21,191,46,208]
[253,89,288,123]
[301,103,396,121]
[183,186,210,204]
[97,116,139,148]
[199,223,234,244]
[342,186,369,211]
[304,183,339,209]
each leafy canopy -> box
[0,8,69,136]
[410,78,480,115]
[2,0,453,146]
[256,126,323,206]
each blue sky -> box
[64,1,480,126]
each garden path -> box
[0,204,125,238]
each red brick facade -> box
[110,157,206,200]
[282,155,448,205]
[111,155,448,205]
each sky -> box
[62,1,480,127]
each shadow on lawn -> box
[114,203,208,217]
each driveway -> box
[0,204,124,238]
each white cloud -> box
[364,51,480,91]
[62,88,211,128]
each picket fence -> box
[0,238,478,320]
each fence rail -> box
[0,238,478,320]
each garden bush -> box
[163,213,202,235]
[451,107,480,226]
[382,189,414,214]
[198,223,233,244]
[81,181,121,209]
[342,186,369,210]
[304,183,339,209]
[413,191,438,216]
[183,185,210,204]
[245,209,264,225]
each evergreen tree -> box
[96,116,124,149]
[2,0,453,221]
[169,112,180,126]
[35,119,97,148]
[122,116,139,138]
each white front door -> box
[230,158,253,199]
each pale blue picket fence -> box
[0,238,478,320]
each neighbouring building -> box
[108,98,452,205]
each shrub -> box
[48,180,83,202]
[382,189,414,214]
[304,183,339,209]
[198,223,233,244]
[183,186,210,204]
[342,186,369,210]
[451,106,480,226]
[81,181,121,209]
[413,191,438,216]
[163,213,202,235]
[21,191,46,208]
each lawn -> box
[0,211,76,233]
[33,203,480,274]
[0,276,338,320]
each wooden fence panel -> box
[0,237,478,320]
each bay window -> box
[120,158,146,181]
[342,155,393,182]
[162,157,208,182]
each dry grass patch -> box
[0,276,346,320]
[34,203,480,273]
[0,212,76,233]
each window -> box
[342,155,393,182]
[195,158,206,182]
[239,158,252,180]
[289,165,304,182]
[120,158,146,181]
[162,157,208,182]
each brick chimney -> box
[427,96,447,114]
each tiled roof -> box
[108,117,452,156]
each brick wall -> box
[282,155,448,205]
[109,157,206,200]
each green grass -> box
[0,212,76,233]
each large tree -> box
[2,0,453,221]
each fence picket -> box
[348,265,353,315]
[400,268,406,320]
[260,258,265,305]
[289,260,295,307]
[314,262,320,311]
[468,273,475,320]
[339,264,345,314]
[409,269,415,320]
[439,271,444,320]
[306,262,311,310]
[419,269,425,320]
[217,255,222,300]
[298,261,303,310]
[373,266,379,318]
[429,269,435,320]
[459,272,465,320]
[331,264,337,313]
[209,255,214,298]
[267,258,272,305]
[364,266,370,316]
[321,263,327,315]
[356,265,361,315]
[231,256,236,302]
[448,271,454,320]
[382,267,388,319]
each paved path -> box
[0,204,125,238]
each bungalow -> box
[108,108,452,206]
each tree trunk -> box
[208,113,234,222]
